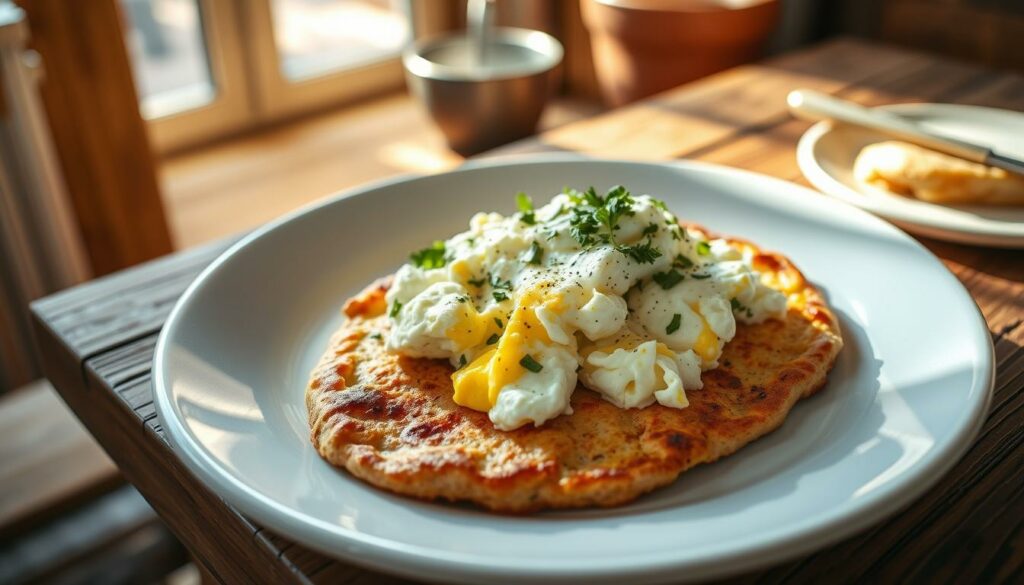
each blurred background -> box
[0,0,1021,582]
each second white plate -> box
[797,103,1024,248]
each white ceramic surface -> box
[154,157,993,584]
[797,103,1024,248]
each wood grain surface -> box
[31,38,1024,584]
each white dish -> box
[154,157,993,584]
[797,103,1024,248]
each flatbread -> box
[854,140,1024,205]
[306,235,843,512]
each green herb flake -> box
[520,354,544,373]
[642,222,659,236]
[494,317,503,329]
[673,254,694,270]
[410,240,447,269]
[493,290,509,302]
[666,313,682,335]
[467,275,486,287]
[486,333,500,345]
[598,185,636,232]
[566,185,637,248]
[516,192,536,225]
[617,241,663,264]
[524,241,544,265]
[653,270,684,290]
[369,332,383,341]
[731,298,754,318]
[691,273,712,280]
[458,354,467,368]
[696,241,711,256]
[389,301,403,319]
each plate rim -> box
[153,155,995,584]
[796,102,1024,248]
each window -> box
[271,0,411,81]
[121,0,215,119]
[120,0,449,152]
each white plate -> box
[154,157,993,584]
[797,103,1024,248]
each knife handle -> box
[787,89,990,164]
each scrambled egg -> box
[386,187,786,430]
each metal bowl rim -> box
[402,27,563,83]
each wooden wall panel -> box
[17,0,173,275]
[834,0,1024,72]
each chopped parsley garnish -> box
[564,185,668,264]
[494,317,503,328]
[524,241,544,265]
[596,185,636,233]
[490,274,512,302]
[653,270,684,290]
[673,254,694,270]
[731,298,754,318]
[458,354,467,368]
[467,275,486,287]
[666,313,682,335]
[566,185,637,248]
[410,241,447,269]
[653,197,683,239]
[616,241,663,264]
[696,241,711,256]
[569,208,601,247]
[389,301,402,319]
[516,192,536,225]
[520,354,544,373]
[486,333,500,345]
[369,332,383,340]
[691,273,712,280]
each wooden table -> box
[31,38,1024,584]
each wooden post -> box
[17,0,173,275]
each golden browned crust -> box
[306,235,843,512]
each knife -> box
[787,89,1024,177]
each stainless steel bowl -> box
[403,27,563,156]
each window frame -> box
[243,0,409,120]
[132,0,455,153]
[140,0,253,152]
